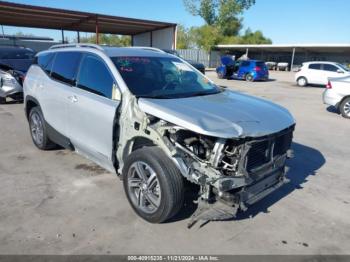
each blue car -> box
[216,56,269,81]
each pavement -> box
[0,71,349,255]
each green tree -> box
[183,0,255,35]
[176,25,193,49]
[80,34,131,46]
[240,28,272,44]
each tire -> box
[297,77,307,87]
[0,97,6,104]
[28,106,56,150]
[245,74,254,82]
[339,97,350,119]
[123,146,184,223]
[217,71,225,79]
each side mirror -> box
[337,69,344,74]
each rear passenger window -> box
[77,54,114,98]
[51,52,82,85]
[37,53,55,74]
[323,64,338,72]
[309,63,321,70]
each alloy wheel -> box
[30,112,44,146]
[127,161,161,214]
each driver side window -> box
[77,54,114,98]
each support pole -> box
[61,29,65,44]
[77,31,80,43]
[246,48,249,58]
[291,47,296,71]
[95,16,99,44]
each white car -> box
[295,61,350,87]
[323,76,350,118]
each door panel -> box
[67,88,119,172]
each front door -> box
[67,53,120,172]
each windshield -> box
[337,63,350,72]
[111,56,220,98]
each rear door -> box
[67,53,120,172]
[38,51,82,137]
[307,63,323,84]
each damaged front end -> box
[161,123,295,227]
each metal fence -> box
[177,49,210,67]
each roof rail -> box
[49,43,104,51]
[128,46,165,53]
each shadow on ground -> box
[169,142,325,223]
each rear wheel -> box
[123,146,184,223]
[245,74,254,82]
[297,77,307,87]
[29,107,56,150]
[340,97,350,119]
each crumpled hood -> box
[138,90,295,138]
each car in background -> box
[323,76,350,118]
[162,49,205,74]
[266,61,277,70]
[295,61,350,87]
[0,46,35,103]
[216,57,269,81]
[277,62,289,71]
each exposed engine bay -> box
[119,110,295,227]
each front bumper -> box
[0,78,22,98]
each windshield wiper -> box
[138,94,175,99]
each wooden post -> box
[95,16,99,44]
[61,29,65,43]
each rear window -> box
[256,62,266,67]
[309,63,321,70]
[0,49,35,59]
[51,52,82,85]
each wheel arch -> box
[25,95,40,120]
[338,95,350,109]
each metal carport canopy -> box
[0,1,176,37]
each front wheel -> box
[340,97,350,119]
[123,147,184,223]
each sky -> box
[2,0,350,44]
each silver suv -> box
[24,44,295,226]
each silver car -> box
[0,46,35,103]
[323,76,350,118]
[24,44,295,226]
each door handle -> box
[68,95,78,103]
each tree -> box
[176,25,193,49]
[80,34,131,46]
[240,28,272,44]
[183,0,255,35]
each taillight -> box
[255,66,262,71]
[326,81,332,89]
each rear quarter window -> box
[37,53,55,74]
[51,52,82,85]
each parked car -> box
[277,62,289,71]
[266,61,277,70]
[323,76,350,118]
[295,61,350,87]
[216,57,269,81]
[0,46,35,103]
[24,44,295,225]
[162,49,205,74]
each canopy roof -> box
[0,1,176,35]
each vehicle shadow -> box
[168,142,325,223]
[326,105,340,115]
[235,142,325,220]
